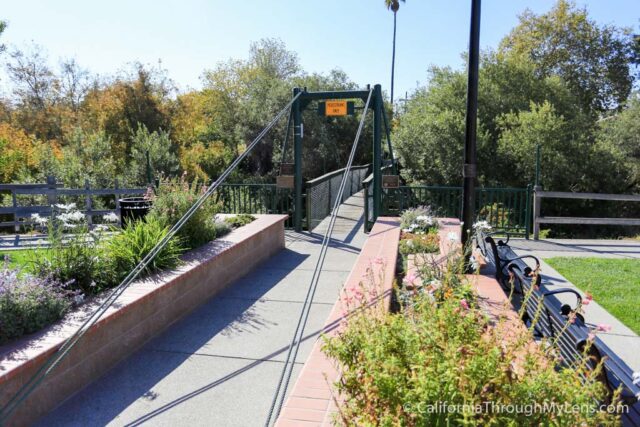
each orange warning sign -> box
[325,100,347,116]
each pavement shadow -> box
[39,247,309,426]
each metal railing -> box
[305,165,371,231]
[377,185,532,236]
[215,184,293,228]
[533,189,640,240]
[0,177,146,231]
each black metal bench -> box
[475,230,640,426]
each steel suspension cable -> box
[0,91,303,425]
[264,89,373,427]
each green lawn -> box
[545,257,640,335]
[0,249,46,272]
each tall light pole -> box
[461,0,481,252]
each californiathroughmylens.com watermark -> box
[402,401,629,417]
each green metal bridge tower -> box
[288,84,388,232]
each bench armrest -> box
[541,288,583,307]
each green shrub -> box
[148,175,223,249]
[323,259,620,426]
[479,202,513,229]
[32,205,113,294]
[104,216,185,284]
[0,264,70,344]
[224,214,255,229]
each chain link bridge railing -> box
[305,165,371,231]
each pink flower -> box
[585,292,593,301]
[582,299,590,306]
[459,299,469,310]
[587,333,596,342]
[596,324,612,333]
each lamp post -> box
[461,0,481,254]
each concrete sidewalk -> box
[39,194,367,427]
[510,238,640,372]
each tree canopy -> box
[393,0,638,197]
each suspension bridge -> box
[1,85,393,426]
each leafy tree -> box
[0,20,6,55]
[4,45,64,141]
[499,0,637,113]
[393,57,584,187]
[59,58,90,112]
[498,101,586,190]
[201,38,372,180]
[0,123,41,182]
[179,141,230,182]
[596,94,640,190]
[81,63,174,157]
[55,129,129,188]
[129,125,179,184]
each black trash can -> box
[119,197,152,228]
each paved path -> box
[510,238,640,259]
[510,238,640,371]
[40,194,367,427]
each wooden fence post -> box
[85,179,93,227]
[46,176,57,207]
[12,190,19,233]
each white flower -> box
[470,255,479,271]
[58,210,85,224]
[473,220,492,231]
[55,203,76,211]
[94,224,109,232]
[102,212,119,223]
[447,232,459,242]
[30,213,49,226]
[402,228,413,233]
[416,215,434,225]
[73,294,85,304]
[406,239,414,247]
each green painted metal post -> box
[293,88,303,232]
[381,108,396,174]
[373,84,383,222]
[535,143,541,188]
[525,184,532,239]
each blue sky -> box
[1,1,638,98]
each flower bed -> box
[0,214,285,427]
[319,213,623,426]
[399,207,440,256]
[0,177,258,344]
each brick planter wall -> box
[276,217,401,426]
[0,214,287,426]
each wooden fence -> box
[0,177,146,232]
[533,188,640,240]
